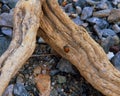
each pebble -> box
[2,84,14,96]
[111,52,120,70]
[112,24,120,33]
[81,7,93,20]
[72,16,83,25]
[107,52,114,60]
[1,27,12,37]
[100,29,116,37]
[56,58,75,74]
[13,83,29,96]
[93,9,111,18]
[108,9,120,22]
[16,74,25,84]
[57,75,66,84]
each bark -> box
[0,0,120,96]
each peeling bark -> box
[0,0,120,96]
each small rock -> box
[112,0,120,5]
[3,84,14,96]
[1,27,12,37]
[111,52,120,71]
[72,16,83,25]
[101,37,115,53]
[112,35,120,45]
[87,17,108,29]
[56,58,75,74]
[35,74,51,96]
[0,12,13,27]
[75,6,81,15]
[107,52,114,60]
[33,66,42,76]
[72,0,86,8]
[8,0,18,8]
[112,24,120,33]
[38,37,45,43]
[57,75,66,84]
[13,83,29,96]
[108,9,120,23]
[96,2,108,10]
[64,3,75,14]
[93,9,111,18]
[50,70,60,76]
[50,89,58,96]
[100,29,116,37]
[81,7,93,20]
[0,36,11,56]
[1,4,10,12]
[86,0,99,5]
[16,74,25,84]
[110,46,120,54]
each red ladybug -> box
[64,45,70,53]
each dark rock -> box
[0,36,11,56]
[87,17,108,29]
[93,9,111,18]
[56,58,75,74]
[101,37,115,53]
[13,83,30,96]
[75,6,81,15]
[16,74,25,84]
[57,75,66,84]
[8,0,18,8]
[64,3,75,14]
[0,11,13,27]
[72,0,86,8]
[110,46,120,54]
[86,0,99,5]
[50,70,60,76]
[1,4,10,12]
[2,84,14,96]
[108,9,120,23]
[111,52,120,71]
[0,0,8,3]
[1,27,12,37]
[72,16,83,25]
[96,2,108,10]
[100,29,116,37]
[81,7,93,20]
[50,89,58,96]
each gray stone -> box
[57,75,66,84]
[0,36,11,56]
[8,0,19,8]
[111,52,120,71]
[108,9,120,23]
[96,2,108,9]
[100,29,116,37]
[86,0,99,5]
[56,58,75,74]
[0,11,13,27]
[72,16,83,25]
[101,37,114,53]
[75,6,81,15]
[64,3,75,14]
[1,4,10,12]
[16,74,25,84]
[2,84,14,96]
[50,89,58,96]
[112,24,120,33]
[13,83,30,96]
[1,27,12,37]
[87,17,108,29]
[93,9,111,18]
[81,7,93,20]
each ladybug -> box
[63,45,70,53]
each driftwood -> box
[0,0,120,96]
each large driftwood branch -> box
[0,0,41,95]
[0,0,120,96]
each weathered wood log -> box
[0,0,41,95]
[0,0,120,96]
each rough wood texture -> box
[0,0,120,96]
[0,0,41,95]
